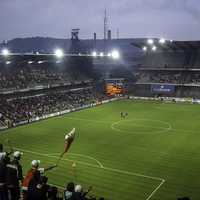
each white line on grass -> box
[110,119,172,134]
[145,179,165,200]
[15,147,164,181]
[67,116,199,134]
[45,152,104,168]
[67,116,172,134]
[14,147,166,199]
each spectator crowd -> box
[136,71,200,85]
[0,62,91,91]
[0,88,108,126]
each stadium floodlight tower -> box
[111,50,120,59]
[1,48,10,56]
[54,49,64,58]
[147,39,154,45]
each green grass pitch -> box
[1,99,200,200]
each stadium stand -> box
[0,53,107,199]
[0,87,107,126]
[0,62,89,91]
[1,39,198,199]
[0,54,109,129]
[131,40,200,98]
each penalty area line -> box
[14,147,164,181]
[45,152,104,168]
[15,147,166,200]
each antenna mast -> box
[104,8,108,40]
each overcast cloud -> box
[0,0,200,41]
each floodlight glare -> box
[147,39,154,45]
[54,49,64,58]
[107,53,112,57]
[152,46,157,51]
[170,39,173,43]
[100,52,104,57]
[111,50,120,59]
[1,49,10,56]
[6,61,11,65]
[28,61,33,64]
[92,51,97,57]
[159,38,166,44]
[143,46,147,51]
[38,61,44,64]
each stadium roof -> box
[132,39,200,51]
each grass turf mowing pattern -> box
[1,99,200,199]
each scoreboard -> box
[105,79,126,96]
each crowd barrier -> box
[129,96,199,104]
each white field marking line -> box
[16,147,103,168]
[112,119,172,131]
[67,116,172,134]
[111,119,172,134]
[17,147,166,200]
[45,152,104,168]
[145,179,165,200]
[15,147,164,182]
[65,116,198,134]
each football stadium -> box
[0,38,200,200]
[1,2,200,200]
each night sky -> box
[0,0,200,41]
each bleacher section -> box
[131,41,200,98]
[142,51,185,68]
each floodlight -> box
[100,52,104,57]
[143,46,147,51]
[170,39,173,43]
[159,38,166,44]
[38,61,44,64]
[6,61,11,65]
[111,50,120,59]
[147,39,154,45]
[54,49,64,58]
[107,53,112,57]
[28,61,33,64]
[92,51,97,57]
[36,52,39,55]
[1,49,10,56]
[152,46,157,51]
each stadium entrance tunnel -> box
[111,118,172,134]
